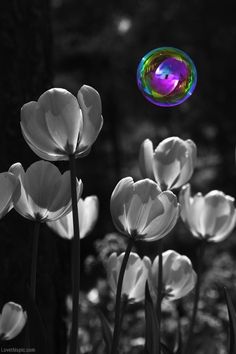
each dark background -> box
[1,0,236,353]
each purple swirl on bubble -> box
[137,47,197,107]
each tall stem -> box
[69,154,80,354]
[110,237,134,354]
[156,239,163,354]
[30,221,40,300]
[183,241,205,354]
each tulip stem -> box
[30,221,40,300]
[183,241,205,354]
[110,236,134,354]
[69,154,81,354]
[156,239,163,354]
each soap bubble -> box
[137,47,197,107]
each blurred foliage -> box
[1,0,236,352]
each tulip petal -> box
[153,137,186,189]
[139,139,155,179]
[22,133,67,161]
[110,177,134,234]
[143,191,179,240]
[23,161,63,219]
[129,256,151,302]
[0,172,19,219]
[174,140,196,188]
[186,139,197,166]
[47,192,95,239]
[179,184,191,223]
[211,207,236,242]
[77,85,103,154]
[179,184,205,238]
[38,88,83,154]
[79,196,99,239]
[21,101,62,159]
[126,179,162,234]
[106,253,119,295]
[9,163,35,220]
[47,213,73,239]
[133,179,162,204]
[153,157,181,190]
[199,191,230,237]
[47,177,83,221]
[122,253,141,298]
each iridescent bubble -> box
[137,47,197,107]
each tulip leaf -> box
[24,287,50,354]
[144,282,160,354]
[97,308,113,354]
[224,287,236,354]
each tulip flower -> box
[47,195,98,239]
[9,160,82,222]
[20,86,103,161]
[149,250,197,301]
[110,177,179,242]
[0,302,27,340]
[139,137,196,190]
[107,252,151,303]
[0,172,20,220]
[179,184,236,242]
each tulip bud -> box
[0,302,27,340]
[139,137,196,190]
[149,250,196,301]
[20,86,103,161]
[106,252,151,303]
[110,177,179,242]
[47,195,99,239]
[179,184,236,242]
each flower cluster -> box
[0,85,102,347]
[1,83,236,354]
[106,135,236,354]
[106,250,196,303]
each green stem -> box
[69,154,80,354]
[156,239,163,354]
[110,237,134,354]
[30,221,40,300]
[183,241,205,354]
